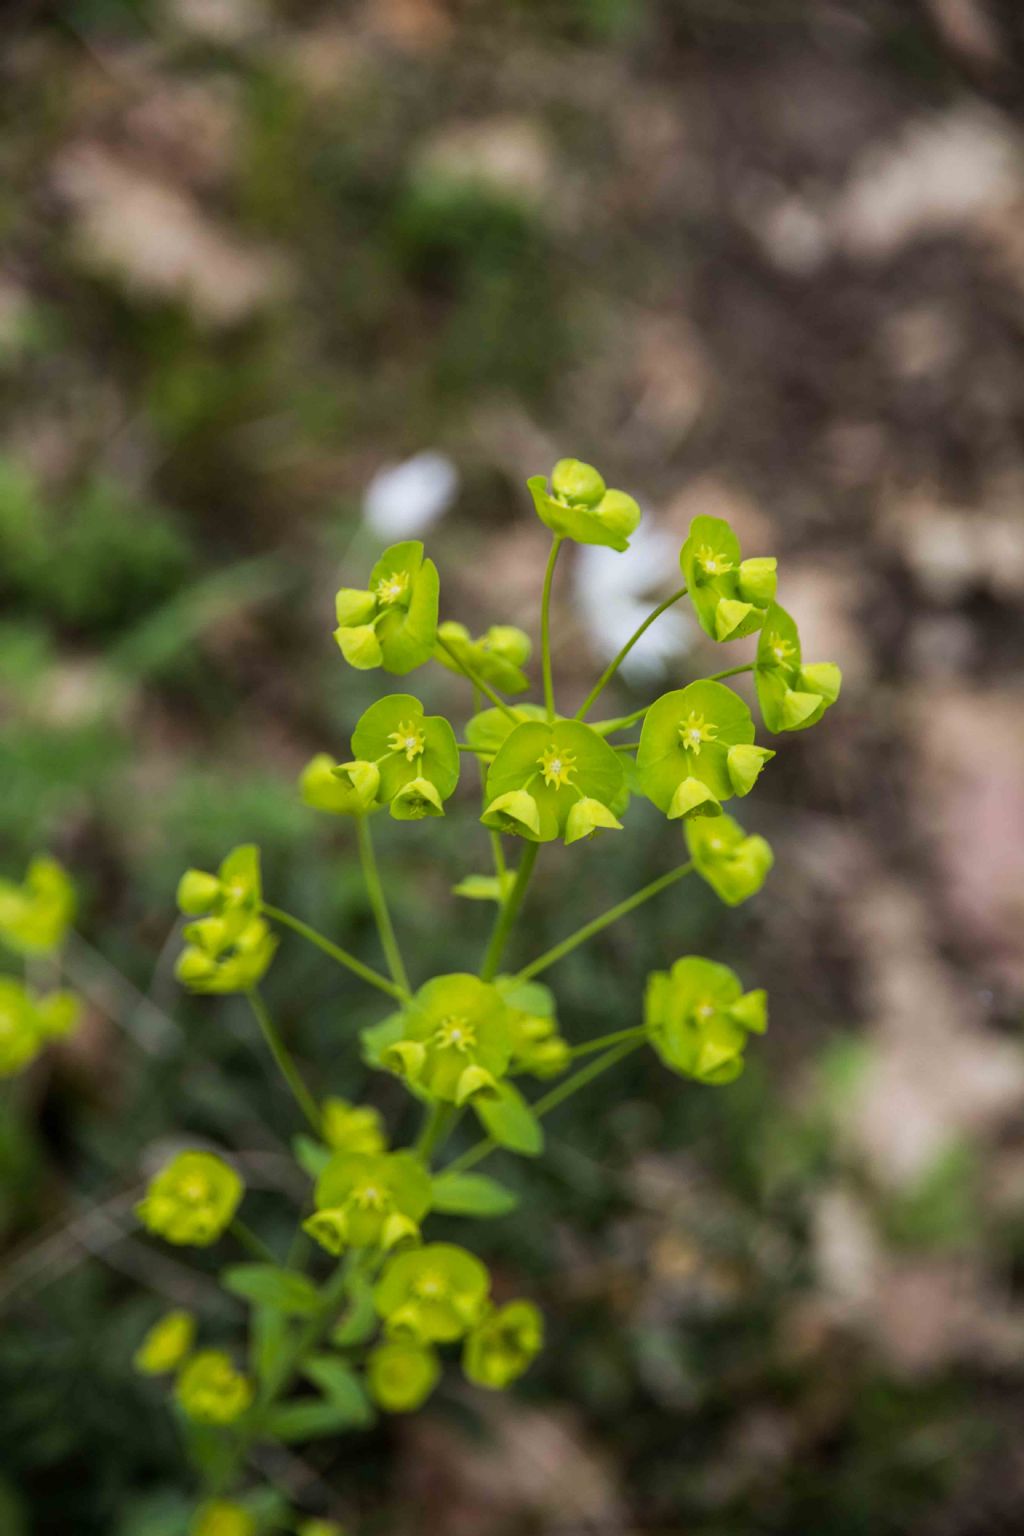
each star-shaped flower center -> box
[179,1175,211,1204]
[433,1015,476,1052]
[678,711,719,755]
[693,999,716,1023]
[537,745,576,788]
[351,1182,388,1212]
[696,543,733,578]
[375,570,410,607]
[766,633,796,667]
[413,1270,448,1300]
[387,720,425,761]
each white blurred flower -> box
[574,521,692,682]
[363,452,459,540]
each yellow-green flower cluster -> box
[321,1096,387,1155]
[176,1350,253,1425]
[482,717,626,845]
[136,1150,243,1247]
[368,1244,542,1408]
[175,845,276,993]
[637,679,773,822]
[304,1151,431,1257]
[0,977,80,1079]
[133,1310,196,1375]
[334,540,439,673]
[528,459,642,553]
[646,956,767,1085]
[0,855,75,956]
[498,977,569,1079]
[685,814,774,907]
[374,974,512,1107]
[435,621,532,694]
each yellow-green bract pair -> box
[646,956,767,1085]
[134,1305,253,1432]
[301,693,459,822]
[0,976,80,1079]
[175,845,276,994]
[136,1149,243,1246]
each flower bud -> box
[133,1310,196,1375]
[482,789,541,838]
[322,1097,386,1155]
[736,557,778,606]
[191,1503,257,1536]
[798,662,842,704]
[596,489,641,541]
[551,458,605,507]
[390,776,444,820]
[176,1351,252,1425]
[334,587,377,627]
[725,745,774,798]
[668,777,722,820]
[714,597,756,642]
[176,869,223,916]
[484,625,531,666]
[463,1300,543,1390]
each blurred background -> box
[2,1,1024,1532]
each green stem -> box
[576,584,688,721]
[612,741,642,752]
[260,903,406,1003]
[356,816,411,995]
[457,743,494,756]
[230,1218,279,1266]
[437,634,519,723]
[707,662,754,683]
[568,1025,648,1059]
[591,705,649,736]
[245,989,322,1135]
[516,861,694,982]
[444,1039,644,1175]
[414,1102,456,1164]
[541,536,564,722]
[480,842,539,981]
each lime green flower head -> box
[367,1340,441,1413]
[136,1151,243,1247]
[646,956,767,1085]
[482,719,626,845]
[304,1150,432,1256]
[300,755,380,817]
[134,1309,196,1375]
[680,515,777,643]
[0,855,75,957]
[375,1242,490,1343]
[685,814,774,907]
[463,1300,544,1390]
[755,602,842,733]
[177,843,263,928]
[435,621,532,695]
[497,977,569,1080]
[528,460,641,552]
[334,540,440,673]
[321,1096,387,1155]
[637,680,773,821]
[175,913,277,994]
[351,694,459,822]
[191,1503,257,1536]
[176,1351,253,1425]
[378,973,513,1106]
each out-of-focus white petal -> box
[363,452,459,539]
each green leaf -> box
[222,1264,321,1317]
[266,1376,374,1441]
[249,1304,291,1385]
[452,873,514,903]
[302,1354,373,1420]
[292,1134,333,1180]
[474,1081,544,1156]
[431,1170,519,1216]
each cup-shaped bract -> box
[133,1310,196,1375]
[322,1096,388,1155]
[351,693,459,821]
[0,855,76,957]
[300,755,380,816]
[367,1340,441,1412]
[483,719,626,844]
[646,955,767,1085]
[305,1150,432,1255]
[755,602,842,733]
[334,540,440,674]
[685,814,774,907]
[680,515,777,644]
[435,621,532,694]
[374,1242,490,1343]
[637,680,772,821]
[176,1351,253,1425]
[497,976,570,1079]
[378,973,513,1106]
[463,1300,544,1390]
[527,460,642,552]
[136,1150,243,1247]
